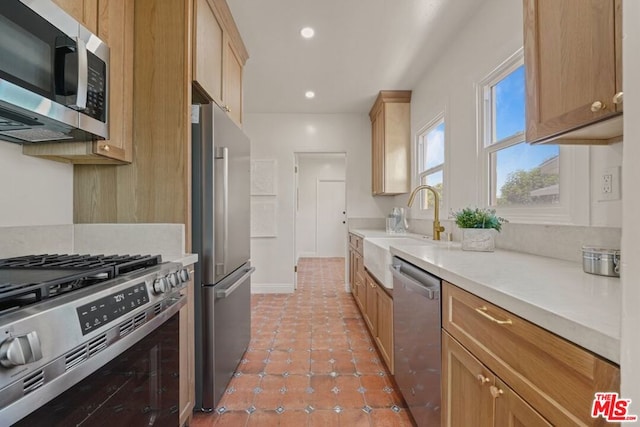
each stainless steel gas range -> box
[0,254,191,426]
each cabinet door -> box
[193,0,223,104]
[494,378,552,427]
[442,332,494,427]
[363,273,378,335]
[179,280,195,426]
[524,0,621,143]
[52,0,98,32]
[371,107,385,195]
[223,36,243,126]
[94,0,134,162]
[375,285,393,374]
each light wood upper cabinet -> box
[192,0,248,126]
[51,0,98,32]
[524,0,623,144]
[24,0,134,163]
[193,0,224,104]
[369,91,411,195]
[224,36,244,126]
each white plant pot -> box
[461,228,497,252]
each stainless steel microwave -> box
[0,0,109,143]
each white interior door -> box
[316,180,346,257]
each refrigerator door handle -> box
[215,147,229,277]
[216,267,255,299]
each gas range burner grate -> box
[0,254,162,312]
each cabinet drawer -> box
[442,282,619,426]
[348,233,363,254]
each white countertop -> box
[171,253,198,267]
[350,228,621,364]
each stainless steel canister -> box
[582,246,620,277]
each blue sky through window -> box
[492,65,559,199]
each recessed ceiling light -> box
[305,91,315,99]
[300,27,315,39]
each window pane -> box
[424,122,445,170]
[494,65,525,142]
[420,170,443,209]
[492,143,559,206]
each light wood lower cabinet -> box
[179,276,195,426]
[347,233,394,373]
[443,331,551,426]
[374,283,393,372]
[348,233,365,311]
[442,281,620,426]
[362,270,393,374]
[363,272,377,333]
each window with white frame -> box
[480,52,560,208]
[416,115,445,209]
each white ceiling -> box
[226,0,486,114]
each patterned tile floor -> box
[191,257,414,426]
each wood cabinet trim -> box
[211,0,249,65]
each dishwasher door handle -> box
[390,264,439,300]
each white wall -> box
[397,0,622,230]
[246,113,395,290]
[621,0,640,413]
[0,142,73,226]
[295,154,346,258]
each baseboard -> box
[251,283,295,294]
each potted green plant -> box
[451,207,507,252]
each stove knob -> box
[153,277,168,294]
[179,268,190,282]
[167,273,178,288]
[0,331,43,368]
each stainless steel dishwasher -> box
[391,256,441,426]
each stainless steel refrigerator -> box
[191,103,253,411]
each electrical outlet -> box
[599,167,621,201]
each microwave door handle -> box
[74,37,88,110]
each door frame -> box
[292,152,348,291]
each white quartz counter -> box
[350,229,621,364]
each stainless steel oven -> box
[14,311,181,426]
[0,254,190,426]
[0,0,109,143]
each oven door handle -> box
[215,267,255,299]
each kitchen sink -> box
[363,236,431,289]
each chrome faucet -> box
[407,185,445,240]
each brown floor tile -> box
[195,258,413,426]
[308,409,341,427]
[246,410,281,426]
[214,411,250,427]
[339,409,372,427]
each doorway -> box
[293,153,347,289]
